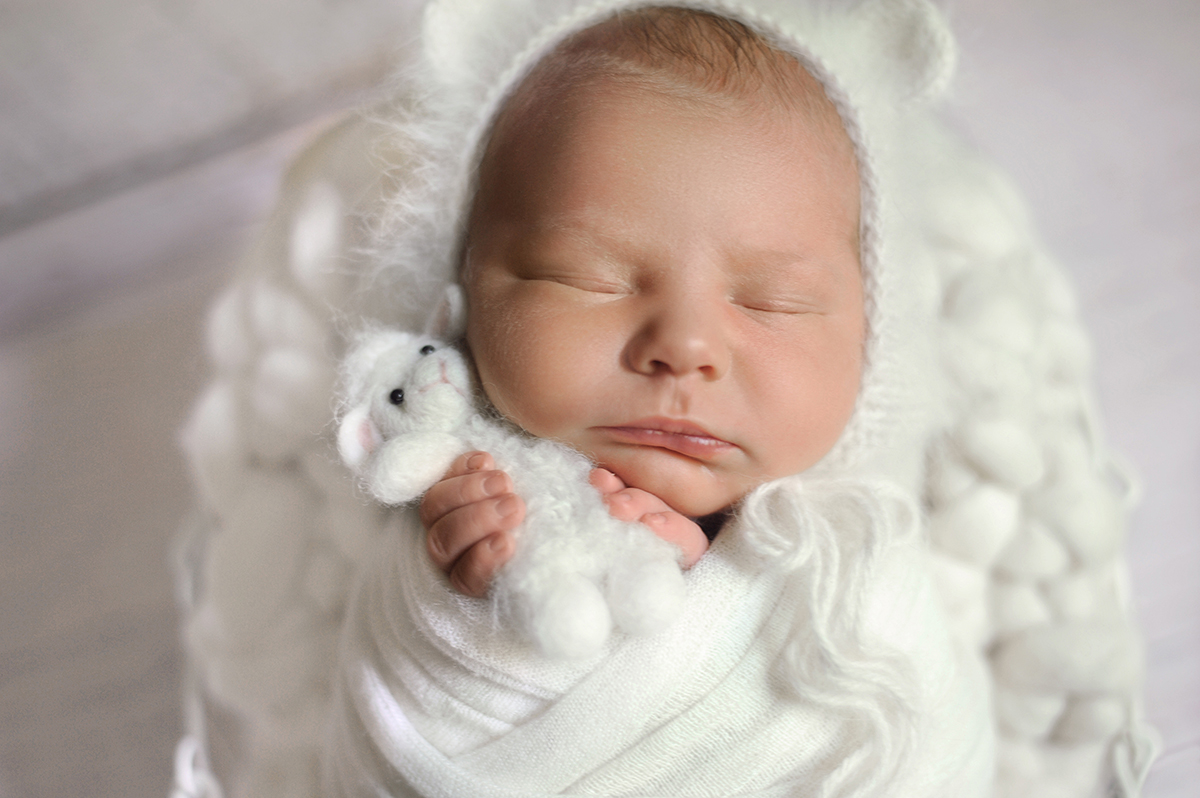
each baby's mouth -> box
[596,418,735,461]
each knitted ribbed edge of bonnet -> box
[366,0,957,483]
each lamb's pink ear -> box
[424,284,466,340]
[337,404,380,471]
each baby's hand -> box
[421,455,709,598]
[420,451,524,598]
[589,468,709,568]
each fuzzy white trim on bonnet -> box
[171,0,1157,796]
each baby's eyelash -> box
[524,268,631,294]
[731,296,820,315]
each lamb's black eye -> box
[419,344,436,356]
[388,388,405,405]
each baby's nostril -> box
[420,344,436,356]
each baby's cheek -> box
[786,318,863,444]
[468,289,538,407]
[469,323,587,439]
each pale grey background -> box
[0,0,1195,795]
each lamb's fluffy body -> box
[336,329,685,659]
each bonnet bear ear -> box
[811,0,955,106]
[850,0,956,104]
[425,283,467,340]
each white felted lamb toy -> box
[335,327,686,659]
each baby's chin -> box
[596,446,754,518]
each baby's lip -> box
[595,417,736,461]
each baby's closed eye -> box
[730,291,823,315]
[728,280,830,317]
[728,258,842,316]
[508,226,638,294]
[520,258,633,294]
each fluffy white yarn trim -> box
[739,477,920,798]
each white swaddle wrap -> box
[324,482,991,798]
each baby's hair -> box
[559,6,837,120]
[513,7,845,146]
[471,5,858,251]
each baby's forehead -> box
[481,7,854,172]
[465,7,863,277]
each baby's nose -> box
[624,300,730,380]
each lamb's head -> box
[337,329,473,471]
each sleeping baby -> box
[417,0,865,596]
[320,2,994,797]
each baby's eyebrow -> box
[524,220,845,285]
[533,216,638,251]
[517,218,651,269]
[726,247,828,278]
[729,248,808,269]
[726,249,858,298]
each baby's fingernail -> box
[467,453,487,470]
[483,473,506,495]
[644,512,666,526]
[488,533,508,552]
[495,495,519,518]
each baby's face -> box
[465,79,864,517]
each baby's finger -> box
[426,493,524,571]
[642,512,709,569]
[420,467,512,528]
[602,486,670,522]
[588,467,626,496]
[448,532,515,598]
[450,450,494,477]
